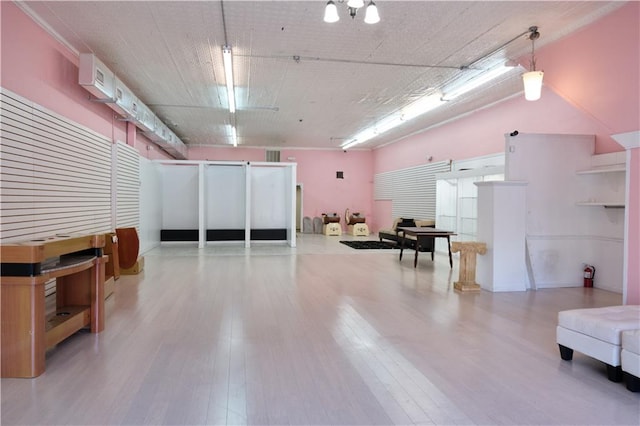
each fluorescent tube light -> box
[341,139,360,150]
[227,124,237,147]
[442,65,513,101]
[222,46,236,113]
[401,93,444,121]
[341,64,512,150]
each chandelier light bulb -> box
[364,1,380,24]
[324,1,340,23]
[347,0,365,8]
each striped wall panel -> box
[0,88,112,242]
[374,161,451,220]
[114,142,140,229]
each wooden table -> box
[0,234,106,378]
[397,227,456,268]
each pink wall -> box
[626,147,640,304]
[188,146,267,162]
[281,149,373,232]
[537,2,640,141]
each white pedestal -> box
[475,181,528,292]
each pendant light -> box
[522,26,544,101]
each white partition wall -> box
[285,164,297,247]
[204,162,247,245]
[249,163,297,246]
[160,163,200,242]
[139,158,162,254]
[155,160,296,248]
[505,133,625,292]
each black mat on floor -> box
[340,240,399,250]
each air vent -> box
[95,69,105,86]
[78,53,115,101]
[266,150,280,162]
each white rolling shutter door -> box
[374,161,451,220]
[0,88,112,242]
[114,141,140,229]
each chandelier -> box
[324,0,380,24]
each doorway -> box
[296,184,303,232]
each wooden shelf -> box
[45,306,90,349]
[41,255,96,278]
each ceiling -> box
[19,1,623,151]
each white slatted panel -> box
[374,161,451,220]
[374,172,394,200]
[0,89,112,242]
[114,142,140,229]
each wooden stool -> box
[452,241,487,292]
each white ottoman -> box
[556,305,640,382]
[621,329,640,392]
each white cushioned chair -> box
[621,329,640,391]
[556,305,640,382]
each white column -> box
[475,181,528,292]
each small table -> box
[397,227,456,268]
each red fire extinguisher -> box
[584,264,596,288]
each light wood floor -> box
[2,235,638,425]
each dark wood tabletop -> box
[396,227,456,268]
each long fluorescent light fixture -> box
[341,93,443,150]
[228,124,237,147]
[441,64,513,101]
[342,63,514,150]
[222,45,236,113]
